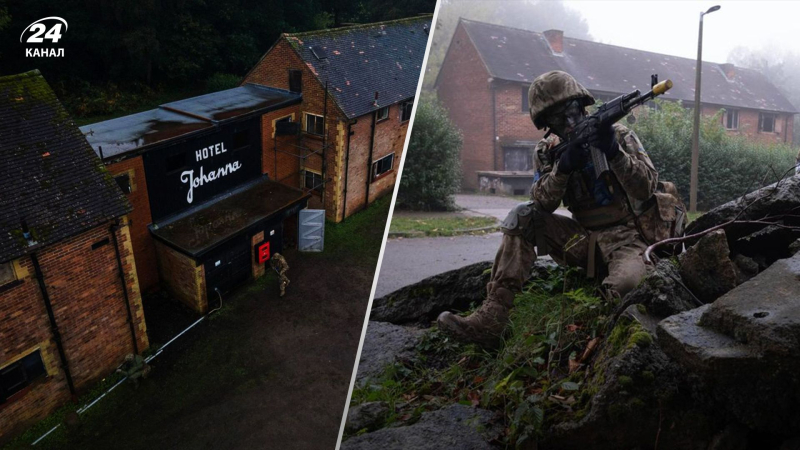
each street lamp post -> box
[690,5,721,213]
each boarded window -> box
[521,86,529,113]
[1,351,46,404]
[372,154,395,180]
[305,114,324,136]
[759,113,775,133]
[504,147,533,171]
[376,106,390,121]
[115,173,131,194]
[289,70,302,93]
[725,110,739,130]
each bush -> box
[397,98,462,210]
[629,100,796,211]
[205,73,241,92]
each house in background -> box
[436,19,798,194]
[0,71,148,441]
[243,15,431,221]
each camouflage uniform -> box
[270,253,290,297]
[117,353,151,387]
[439,71,685,348]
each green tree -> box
[397,98,463,210]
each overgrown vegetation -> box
[350,266,634,446]
[397,98,463,211]
[389,216,497,237]
[0,0,434,122]
[629,100,796,211]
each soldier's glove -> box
[589,123,620,161]
[556,143,585,174]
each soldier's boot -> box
[436,287,515,349]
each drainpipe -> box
[30,252,77,398]
[491,79,498,171]
[784,115,789,144]
[341,119,357,221]
[364,110,377,211]
[110,219,139,355]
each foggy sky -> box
[561,1,800,66]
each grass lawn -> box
[686,210,705,224]
[389,216,498,237]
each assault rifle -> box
[546,75,673,178]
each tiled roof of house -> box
[0,70,130,263]
[454,19,797,114]
[283,15,432,119]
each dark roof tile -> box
[0,70,130,262]
[457,19,797,114]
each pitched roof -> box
[282,15,432,119]
[454,19,797,114]
[0,70,130,263]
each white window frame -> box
[304,113,325,136]
[371,153,395,181]
[376,106,390,122]
[724,109,739,130]
[401,100,414,122]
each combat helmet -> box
[528,70,595,130]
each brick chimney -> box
[543,29,564,54]
[719,63,735,80]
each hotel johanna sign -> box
[143,119,262,222]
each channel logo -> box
[20,17,68,57]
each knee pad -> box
[500,201,537,236]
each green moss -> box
[607,403,626,422]
[636,304,647,314]
[618,375,633,387]
[640,370,655,384]
[627,332,653,349]
[628,398,645,410]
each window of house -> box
[504,147,533,171]
[304,170,323,192]
[376,106,390,121]
[114,173,132,194]
[1,351,46,404]
[521,86,529,113]
[759,113,776,133]
[305,113,324,136]
[401,100,413,122]
[288,70,302,93]
[0,262,15,286]
[725,110,739,130]
[372,154,395,180]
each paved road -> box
[374,194,568,298]
[374,232,502,297]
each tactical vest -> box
[564,163,633,230]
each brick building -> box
[243,15,432,221]
[437,19,798,193]
[81,85,310,309]
[0,71,148,441]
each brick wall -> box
[246,37,408,221]
[436,22,494,191]
[710,105,793,145]
[106,157,158,291]
[0,220,148,442]
[153,241,207,313]
[494,81,545,169]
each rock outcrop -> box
[678,229,739,303]
[356,321,423,385]
[341,405,501,450]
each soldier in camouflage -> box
[270,253,290,297]
[438,70,681,348]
